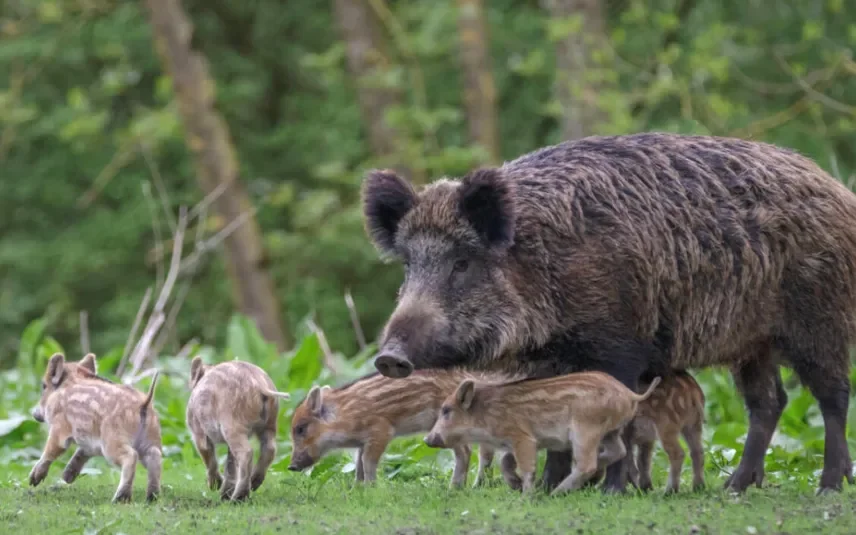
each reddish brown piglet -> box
[424,371,661,495]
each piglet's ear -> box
[47,353,66,387]
[79,353,97,374]
[458,168,515,249]
[307,385,325,415]
[362,170,418,256]
[189,356,205,386]
[455,379,476,411]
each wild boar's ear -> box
[455,379,476,411]
[79,353,97,374]
[362,169,418,255]
[307,385,325,415]
[458,168,515,249]
[189,356,205,385]
[47,353,66,387]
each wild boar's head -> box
[362,168,522,378]
[32,353,97,423]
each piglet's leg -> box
[29,427,68,487]
[105,443,138,504]
[473,445,495,488]
[61,449,92,484]
[499,452,523,491]
[355,448,365,482]
[220,449,237,500]
[360,427,393,483]
[251,429,277,491]
[511,439,538,494]
[225,433,254,502]
[450,443,472,488]
[192,433,222,491]
[551,429,601,496]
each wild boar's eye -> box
[452,259,469,274]
[441,406,451,418]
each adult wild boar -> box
[361,132,856,495]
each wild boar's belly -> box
[73,435,105,457]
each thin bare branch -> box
[176,338,200,360]
[79,311,90,355]
[344,290,366,351]
[142,181,165,294]
[117,287,153,376]
[188,181,228,222]
[152,280,193,356]
[125,206,188,381]
[140,142,177,233]
[307,318,343,377]
[179,208,257,275]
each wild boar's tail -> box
[139,370,160,419]
[261,388,291,400]
[631,377,661,402]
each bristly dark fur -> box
[457,168,516,248]
[364,131,856,495]
[362,170,418,255]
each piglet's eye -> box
[441,406,451,418]
[41,382,46,391]
[295,423,308,437]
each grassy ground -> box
[2,461,855,535]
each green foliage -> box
[2,0,854,365]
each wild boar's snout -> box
[31,407,44,423]
[424,432,445,449]
[375,296,446,378]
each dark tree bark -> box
[545,0,609,140]
[456,0,500,163]
[143,0,289,351]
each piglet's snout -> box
[424,432,445,449]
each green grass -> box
[1,461,855,535]
[5,316,856,534]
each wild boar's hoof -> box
[374,353,414,378]
[723,465,764,493]
[112,490,132,504]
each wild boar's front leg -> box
[360,430,393,483]
[61,449,92,484]
[450,444,472,488]
[473,445,495,488]
[29,427,69,487]
[511,438,538,494]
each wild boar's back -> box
[500,133,856,369]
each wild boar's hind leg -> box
[106,444,138,503]
[220,449,238,500]
[61,449,92,484]
[724,345,785,493]
[783,339,854,493]
[141,447,162,502]
[224,433,254,502]
[193,432,222,491]
[634,440,655,491]
[251,429,277,491]
[683,419,705,491]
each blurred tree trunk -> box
[143,0,290,351]
[456,0,500,164]
[545,0,609,140]
[332,0,410,178]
